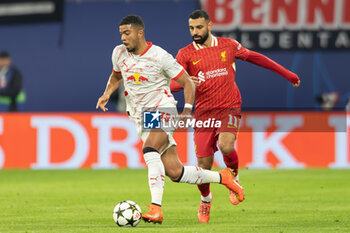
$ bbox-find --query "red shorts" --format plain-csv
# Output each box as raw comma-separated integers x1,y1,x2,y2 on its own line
194,111,241,158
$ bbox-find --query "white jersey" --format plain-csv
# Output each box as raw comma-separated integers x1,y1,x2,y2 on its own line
112,42,184,121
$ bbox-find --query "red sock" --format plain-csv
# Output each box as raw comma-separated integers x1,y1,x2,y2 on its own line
223,149,239,175
197,183,210,197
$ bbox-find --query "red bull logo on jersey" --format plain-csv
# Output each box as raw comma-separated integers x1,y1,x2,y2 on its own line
126,73,149,84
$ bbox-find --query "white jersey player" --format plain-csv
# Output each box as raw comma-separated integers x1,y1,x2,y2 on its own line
96,15,244,224
112,42,183,148
112,42,184,119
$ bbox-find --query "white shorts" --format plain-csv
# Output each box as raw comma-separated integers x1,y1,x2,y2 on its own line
129,107,178,155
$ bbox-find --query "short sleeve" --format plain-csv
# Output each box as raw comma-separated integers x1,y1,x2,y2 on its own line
231,39,250,61
175,49,188,71
161,52,185,81
111,46,121,73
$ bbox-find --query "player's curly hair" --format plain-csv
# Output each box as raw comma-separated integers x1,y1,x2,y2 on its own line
189,9,210,21
119,15,145,29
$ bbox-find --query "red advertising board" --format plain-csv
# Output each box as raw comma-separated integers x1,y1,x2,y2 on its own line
201,0,350,50
0,112,348,169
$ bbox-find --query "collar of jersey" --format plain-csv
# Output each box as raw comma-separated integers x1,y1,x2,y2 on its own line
192,36,217,50
129,42,152,57
139,42,152,56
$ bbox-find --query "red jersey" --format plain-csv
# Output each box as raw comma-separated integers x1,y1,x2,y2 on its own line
176,36,249,117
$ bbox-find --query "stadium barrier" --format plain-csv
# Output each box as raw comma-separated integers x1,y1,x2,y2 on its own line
0,112,349,169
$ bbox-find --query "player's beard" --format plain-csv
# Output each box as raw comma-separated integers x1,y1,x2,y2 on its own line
125,44,136,53
192,30,209,45
126,47,136,53
124,39,137,53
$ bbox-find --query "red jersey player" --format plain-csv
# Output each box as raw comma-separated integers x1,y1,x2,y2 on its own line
170,10,300,223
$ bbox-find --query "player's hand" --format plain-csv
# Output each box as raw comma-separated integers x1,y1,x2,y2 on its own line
293,80,301,88
190,76,200,86
96,94,110,112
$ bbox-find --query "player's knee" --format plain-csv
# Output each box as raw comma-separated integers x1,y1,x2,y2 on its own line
142,147,158,154
198,160,212,170
143,143,161,152
166,166,184,182
219,142,234,155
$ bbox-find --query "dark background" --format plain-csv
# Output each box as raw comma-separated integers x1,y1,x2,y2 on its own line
0,0,348,111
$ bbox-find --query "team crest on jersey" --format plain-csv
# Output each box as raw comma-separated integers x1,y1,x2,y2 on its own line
126,73,149,84
144,64,154,71
221,51,226,62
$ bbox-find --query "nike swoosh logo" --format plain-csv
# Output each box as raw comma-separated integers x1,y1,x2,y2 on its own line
193,59,201,65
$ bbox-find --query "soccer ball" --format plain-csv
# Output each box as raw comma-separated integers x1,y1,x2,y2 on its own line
113,200,142,227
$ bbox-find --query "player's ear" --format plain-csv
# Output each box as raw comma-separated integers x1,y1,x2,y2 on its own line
208,21,213,31
138,28,144,38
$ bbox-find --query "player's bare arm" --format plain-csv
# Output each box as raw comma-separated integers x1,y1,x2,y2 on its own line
170,76,199,93
96,72,122,111
175,71,195,116
190,76,200,86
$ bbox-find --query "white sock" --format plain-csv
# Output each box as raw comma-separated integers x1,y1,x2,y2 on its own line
201,192,213,203
144,151,165,206
179,166,220,184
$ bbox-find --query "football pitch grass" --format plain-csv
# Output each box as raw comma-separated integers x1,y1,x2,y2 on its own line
0,169,349,233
